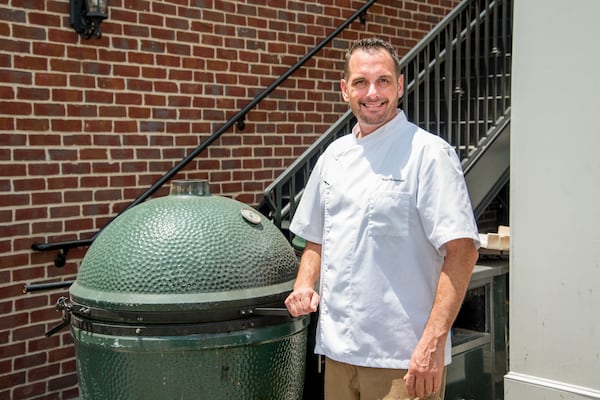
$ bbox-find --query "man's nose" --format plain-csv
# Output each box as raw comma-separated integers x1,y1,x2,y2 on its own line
367,82,378,97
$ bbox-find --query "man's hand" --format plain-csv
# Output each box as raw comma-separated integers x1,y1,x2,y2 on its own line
403,336,445,398
404,238,478,398
285,240,322,317
284,288,320,317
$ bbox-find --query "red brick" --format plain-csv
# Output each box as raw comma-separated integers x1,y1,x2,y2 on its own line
12,381,46,399
14,294,48,311
49,205,79,218
14,54,48,71
64,218,94,232
99,105,127,118
66,104,97,118
0,132,24,145
47,372,78,391
12,323,47,343
60,162,91,175
27,363,60,383
69,74,95,88
14,352,47,370
166,42,191,56
0,193,29,207
78,148,107,160
80,175,108,188
51,119,82,132
0,371,26,390
47,177,78,190
32,103,64,116
94,189,121,201
30,307,62,323
15,87,49,101
0,101,32,115
31,220,62,234
0,117,14,130
15,207,48,221
30,191,62,205
61,358,77,374
99,48,127,63
140,39,165,53
84,120,112,133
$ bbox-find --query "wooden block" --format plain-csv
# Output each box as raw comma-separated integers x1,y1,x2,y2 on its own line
498,225,510,236
500,235,510,250
487,233,501,249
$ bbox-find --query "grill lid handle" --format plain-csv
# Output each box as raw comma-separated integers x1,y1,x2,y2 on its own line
250,307,291,317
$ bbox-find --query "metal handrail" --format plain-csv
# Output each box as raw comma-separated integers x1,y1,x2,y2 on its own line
30,0,379,267
263,0,513,230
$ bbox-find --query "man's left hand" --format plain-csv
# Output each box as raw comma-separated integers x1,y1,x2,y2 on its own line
403,336,445,398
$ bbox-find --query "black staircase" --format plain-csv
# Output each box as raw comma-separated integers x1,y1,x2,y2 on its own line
263,0,513,231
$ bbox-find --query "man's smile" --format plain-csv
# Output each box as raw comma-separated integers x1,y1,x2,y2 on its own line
361,100,387,109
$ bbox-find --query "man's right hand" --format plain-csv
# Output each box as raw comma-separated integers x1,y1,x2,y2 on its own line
284,288,320,317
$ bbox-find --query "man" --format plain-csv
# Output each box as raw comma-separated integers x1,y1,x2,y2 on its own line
284,37,479,400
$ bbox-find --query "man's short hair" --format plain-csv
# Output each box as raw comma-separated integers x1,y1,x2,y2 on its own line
343,37,402,79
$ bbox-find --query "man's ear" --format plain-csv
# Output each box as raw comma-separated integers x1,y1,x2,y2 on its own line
340,79,349,102
397,74,404,98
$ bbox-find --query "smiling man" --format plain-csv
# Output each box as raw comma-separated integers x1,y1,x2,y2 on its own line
340,40,404,136
285,38,480,400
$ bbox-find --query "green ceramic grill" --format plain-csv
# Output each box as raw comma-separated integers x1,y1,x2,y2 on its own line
69,180,308,400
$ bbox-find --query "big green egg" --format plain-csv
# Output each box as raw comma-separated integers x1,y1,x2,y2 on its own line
69,180,308,400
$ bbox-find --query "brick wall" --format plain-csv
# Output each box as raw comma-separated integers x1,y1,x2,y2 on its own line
0,0,460,398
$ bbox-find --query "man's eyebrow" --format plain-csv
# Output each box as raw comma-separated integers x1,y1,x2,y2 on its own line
351,74,393,83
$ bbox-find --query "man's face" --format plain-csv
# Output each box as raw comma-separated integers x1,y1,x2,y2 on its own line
341,49,404,137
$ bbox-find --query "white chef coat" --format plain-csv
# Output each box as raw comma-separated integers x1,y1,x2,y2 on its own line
289,110,479,369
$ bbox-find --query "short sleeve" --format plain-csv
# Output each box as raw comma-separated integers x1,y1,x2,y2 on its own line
416,140,480,251
289,157,325,244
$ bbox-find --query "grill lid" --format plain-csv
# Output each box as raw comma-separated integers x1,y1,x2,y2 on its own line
69,180,298,324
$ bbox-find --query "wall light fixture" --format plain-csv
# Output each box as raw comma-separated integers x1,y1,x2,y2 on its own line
70,0,109,39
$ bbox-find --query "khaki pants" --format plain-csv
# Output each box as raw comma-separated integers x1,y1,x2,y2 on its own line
324,358,446,400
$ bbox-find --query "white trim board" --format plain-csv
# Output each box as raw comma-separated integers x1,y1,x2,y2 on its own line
505,372,600,399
